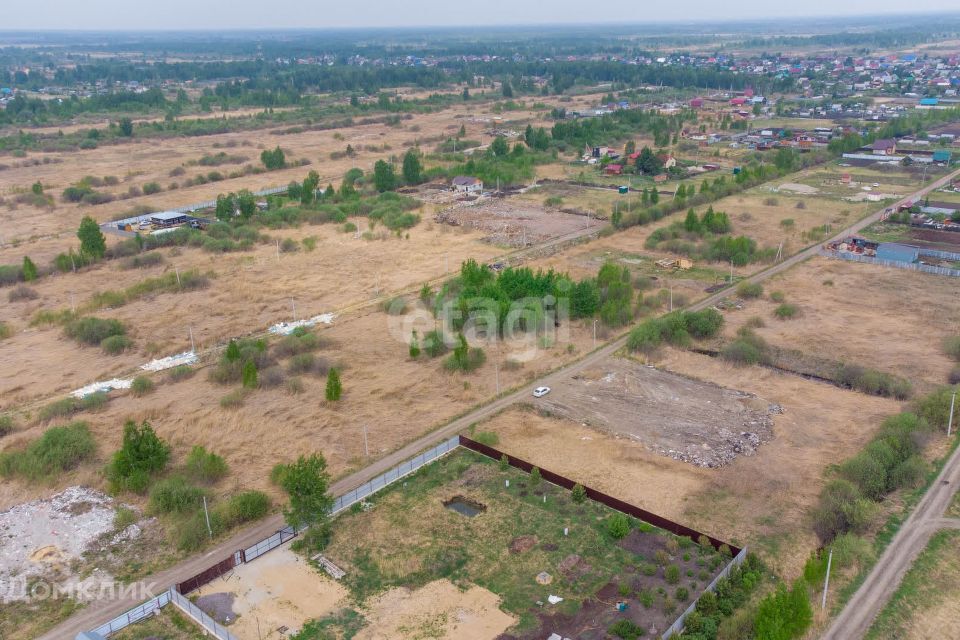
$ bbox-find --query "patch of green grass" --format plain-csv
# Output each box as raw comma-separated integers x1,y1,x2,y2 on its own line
865,529,960,639
291,609,366,640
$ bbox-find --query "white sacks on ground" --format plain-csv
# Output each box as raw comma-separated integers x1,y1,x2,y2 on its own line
268,313,335,336
71,378,133,398
140,351,199,372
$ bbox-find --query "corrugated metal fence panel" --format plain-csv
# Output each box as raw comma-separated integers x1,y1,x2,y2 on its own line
330,436,460,515
176,555,235,594
661,547,749,639
919,247,960,261
820,250,960,278
169,589,239,640
87,588,171,637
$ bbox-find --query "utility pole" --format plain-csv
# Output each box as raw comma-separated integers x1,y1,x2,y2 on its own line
593,318,597,349
821,548,833,611
276,238,280,261
363,424,369,457
189,326,195,353
948,390,956,437
175,265,181,287
291,299,297,322
729,260,734,283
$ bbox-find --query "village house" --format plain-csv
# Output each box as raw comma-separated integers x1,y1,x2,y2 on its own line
451,176,483,195
869,139,898,155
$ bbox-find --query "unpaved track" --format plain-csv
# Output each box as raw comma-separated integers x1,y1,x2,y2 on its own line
39,168,960,640
821,440,960,640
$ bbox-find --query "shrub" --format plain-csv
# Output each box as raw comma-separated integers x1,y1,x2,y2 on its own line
101,334,133,355
675,586,689,602
665,564,681,584
0,422,96,481
608,619,644,639
260,366,285,388
130,376,155,397
381,296,408,315
753,579,812,640
769,290,786,303
220,389,247,408
288,353,316,374
773,303,800,320
177,509,225,551
286,377,305,395
721,327,769,366
0,414,14,437
220,490,270,526
572,483,587,503
473,431,499,446
529,466,541,486
812,478,875,542
114,506,137,530
736,281,763,299
167,365,195,382
149,476,206,514
0,322,10,341
185,445,229,483
607,513,631,540
8,285,38,302
142,182,162,195
106,420,171,494
242,360,258,388
325,368,342,401
64,316,125,346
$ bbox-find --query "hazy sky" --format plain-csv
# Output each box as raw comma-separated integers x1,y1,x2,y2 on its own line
3,0,958,30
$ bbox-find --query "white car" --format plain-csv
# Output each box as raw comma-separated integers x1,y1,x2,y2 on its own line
532,386,551,398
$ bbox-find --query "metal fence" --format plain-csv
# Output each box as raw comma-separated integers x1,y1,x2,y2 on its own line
820,250,960,278
331,435,461,515
176,554,236,594
169,588,239,640
242,523,301,564
86,589,171,637
661,547,749,639
103,185,292,228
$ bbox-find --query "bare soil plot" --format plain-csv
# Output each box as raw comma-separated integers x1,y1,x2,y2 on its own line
531,356,775,467
192,547,348,638
435,198,603,247
480,349,901,576
717,255,960,387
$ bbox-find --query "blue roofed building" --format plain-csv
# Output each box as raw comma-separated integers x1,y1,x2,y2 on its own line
876,243,919,264
919,97,939,106
933,149,952,164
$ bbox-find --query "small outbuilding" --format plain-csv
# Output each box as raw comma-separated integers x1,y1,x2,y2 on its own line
150,211,189,228
451,176,483,195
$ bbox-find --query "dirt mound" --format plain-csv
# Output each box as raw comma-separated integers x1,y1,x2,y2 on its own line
509,535,538,554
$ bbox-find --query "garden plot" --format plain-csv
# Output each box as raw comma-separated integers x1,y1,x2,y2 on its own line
532,356,775,467
435,199,603,247
321,449,736,640
0,486,138,599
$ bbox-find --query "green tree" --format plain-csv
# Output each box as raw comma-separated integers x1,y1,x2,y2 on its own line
650,189,659,205
215,193,236,222
280,453,334,530
225,339,241,362
458,124,466,137
462,87,470,101
260,146,286,170
490,135,509,157
31,181,43,196
402,149,423,185
529,466,541,486
77,216,106,260
287,180,304,201
236,189,256,219
501,81,513,98
107,420,170,493
326,368,342,401
684,208,701,233
118,117,134,137
21,256,38,281
373,159,396,192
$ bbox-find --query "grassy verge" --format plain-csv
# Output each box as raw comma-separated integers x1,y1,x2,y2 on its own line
864,529,960,639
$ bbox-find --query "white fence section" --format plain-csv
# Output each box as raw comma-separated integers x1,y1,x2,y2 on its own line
820,249,960,278
661,547,749,639
85,589,172,638
169,588,239,640
331,435,461,515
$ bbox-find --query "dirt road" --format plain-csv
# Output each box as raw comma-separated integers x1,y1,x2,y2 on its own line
821,438,960,640
39,168,960,640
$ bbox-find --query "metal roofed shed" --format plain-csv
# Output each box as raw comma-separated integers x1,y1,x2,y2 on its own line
876,243,919,264
150,211,189,228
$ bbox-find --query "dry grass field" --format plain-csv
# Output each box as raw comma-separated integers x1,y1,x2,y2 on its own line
717,255,960,388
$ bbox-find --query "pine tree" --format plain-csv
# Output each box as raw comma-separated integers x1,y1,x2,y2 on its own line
409,330,421,359
77,216,106,260
242,361,258,389
225,339,241,362
21,256,38,281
